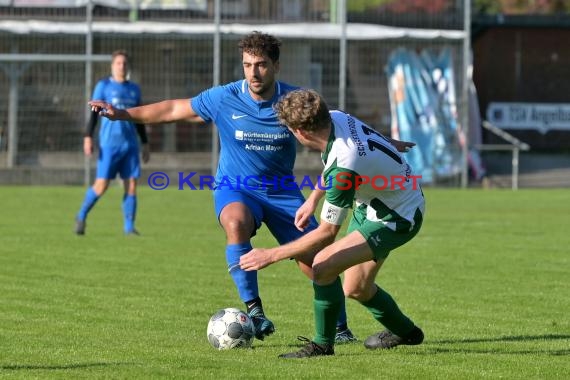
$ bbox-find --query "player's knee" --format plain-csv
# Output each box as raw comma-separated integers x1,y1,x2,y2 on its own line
344,283,374,302
296,260,314,281
92,180,109,195
311,261,336,286
124,178,137,194
343,287,366,301
221,218,253,240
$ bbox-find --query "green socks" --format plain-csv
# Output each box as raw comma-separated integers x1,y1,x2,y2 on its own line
312,277,344,346
361,286,414,337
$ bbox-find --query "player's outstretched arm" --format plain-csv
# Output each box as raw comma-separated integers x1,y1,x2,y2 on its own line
239,221,341,271
89,99,204,124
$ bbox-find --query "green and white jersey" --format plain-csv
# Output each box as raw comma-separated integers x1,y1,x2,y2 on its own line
320,110,425,231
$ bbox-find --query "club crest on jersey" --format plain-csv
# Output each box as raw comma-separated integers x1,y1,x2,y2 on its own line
325,206,338,223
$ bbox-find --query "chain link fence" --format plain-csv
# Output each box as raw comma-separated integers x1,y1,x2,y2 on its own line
0,0,469,185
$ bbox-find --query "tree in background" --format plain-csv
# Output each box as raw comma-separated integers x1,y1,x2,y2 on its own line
347,0,451,14
345,0,569,15
475,0,570,15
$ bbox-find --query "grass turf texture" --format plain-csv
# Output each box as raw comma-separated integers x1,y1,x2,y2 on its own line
0,186,568,379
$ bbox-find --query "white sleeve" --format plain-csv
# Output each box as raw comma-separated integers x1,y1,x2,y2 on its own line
320,199,349,226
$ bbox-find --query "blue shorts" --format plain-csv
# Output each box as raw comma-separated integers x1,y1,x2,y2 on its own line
214,188,318,244
96,144,140,180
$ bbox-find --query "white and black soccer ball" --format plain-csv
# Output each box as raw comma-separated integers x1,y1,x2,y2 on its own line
206,308,255,350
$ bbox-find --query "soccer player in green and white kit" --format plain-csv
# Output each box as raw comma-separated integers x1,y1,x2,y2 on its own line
240,89,425,358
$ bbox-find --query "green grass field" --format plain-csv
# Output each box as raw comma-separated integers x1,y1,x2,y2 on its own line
1,186,568,379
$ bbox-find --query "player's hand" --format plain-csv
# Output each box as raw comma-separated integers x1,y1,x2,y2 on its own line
295,198,318,232
83,136,93,156
239,248,274,271
141,144,150,163
88,101,120,120
390,138,415,153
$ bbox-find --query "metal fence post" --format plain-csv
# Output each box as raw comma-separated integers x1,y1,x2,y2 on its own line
84,0,93,187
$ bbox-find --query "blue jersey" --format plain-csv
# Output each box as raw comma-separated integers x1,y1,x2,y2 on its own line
92,77,141,147
191,80,298,187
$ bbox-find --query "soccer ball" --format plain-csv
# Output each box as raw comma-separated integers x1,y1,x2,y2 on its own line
206,308,255,350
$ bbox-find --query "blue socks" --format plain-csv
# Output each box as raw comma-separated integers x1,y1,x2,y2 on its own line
77,188,138,234
337,298,349,329
77,187,99,221
122,194,137,233
225,241,352,332
226,242,258,302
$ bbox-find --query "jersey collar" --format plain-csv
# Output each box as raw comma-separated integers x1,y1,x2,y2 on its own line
109,76,128,84
241,79,281,105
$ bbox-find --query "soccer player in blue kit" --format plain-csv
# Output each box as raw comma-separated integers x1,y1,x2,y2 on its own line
89,32,410,342
76,49,150,236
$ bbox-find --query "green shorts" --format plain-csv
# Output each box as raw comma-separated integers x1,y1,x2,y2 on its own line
347,204,423,261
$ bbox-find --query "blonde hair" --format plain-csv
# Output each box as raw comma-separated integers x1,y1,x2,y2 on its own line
274,89,331,132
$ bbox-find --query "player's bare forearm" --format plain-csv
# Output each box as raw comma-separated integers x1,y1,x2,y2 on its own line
308,183,326,203
239,222,340,271
89,99,203,124
125,99,199,124
279,222,339,259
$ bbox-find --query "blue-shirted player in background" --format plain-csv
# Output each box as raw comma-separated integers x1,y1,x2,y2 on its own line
76,49,150,236
89,32,414,342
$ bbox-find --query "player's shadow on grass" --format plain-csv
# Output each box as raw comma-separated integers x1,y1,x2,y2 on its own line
1,362,131,371
426,334,570,356
433,333,570,344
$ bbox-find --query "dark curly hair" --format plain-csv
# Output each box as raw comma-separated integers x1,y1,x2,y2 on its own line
238,31,281,63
